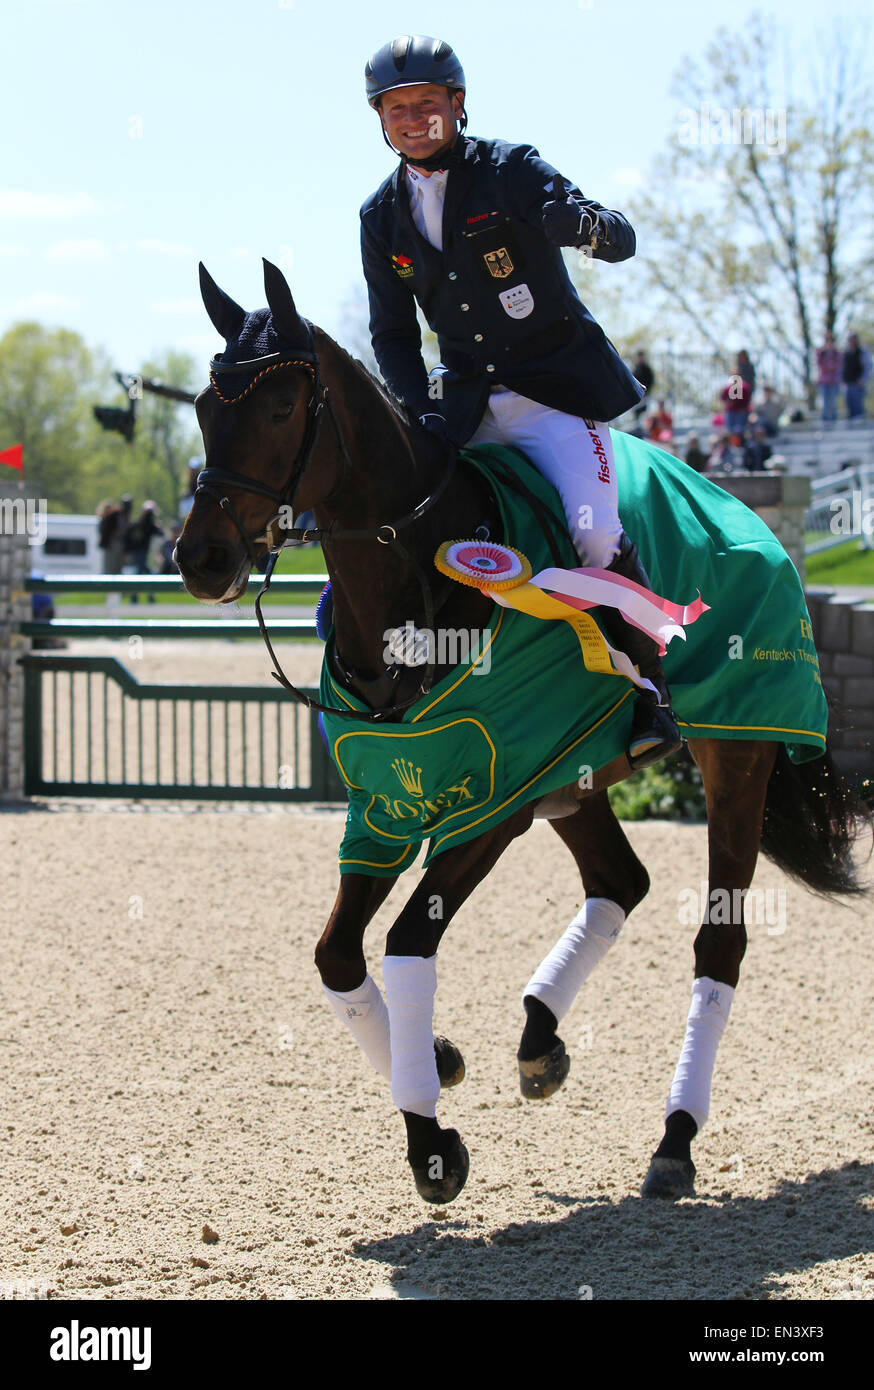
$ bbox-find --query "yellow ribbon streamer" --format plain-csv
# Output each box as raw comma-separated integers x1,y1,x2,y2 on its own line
494,582,620,677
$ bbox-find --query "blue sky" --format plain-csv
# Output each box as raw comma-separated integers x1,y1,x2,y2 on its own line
2,0,866,380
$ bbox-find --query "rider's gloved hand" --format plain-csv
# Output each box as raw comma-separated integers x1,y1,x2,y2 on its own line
418,413,454,446
542,173,598,248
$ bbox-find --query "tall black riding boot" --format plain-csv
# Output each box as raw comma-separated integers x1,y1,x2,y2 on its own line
598,534,683,771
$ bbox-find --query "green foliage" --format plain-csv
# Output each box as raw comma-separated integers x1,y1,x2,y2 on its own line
805,541,874,587
608,748,707,822
0,324,202,521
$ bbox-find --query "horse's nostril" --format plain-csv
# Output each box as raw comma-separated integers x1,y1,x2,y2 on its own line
176,536,239,583
202,543,239,575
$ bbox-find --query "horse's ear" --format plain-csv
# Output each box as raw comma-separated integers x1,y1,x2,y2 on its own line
263,258,306,343
199,262,246,342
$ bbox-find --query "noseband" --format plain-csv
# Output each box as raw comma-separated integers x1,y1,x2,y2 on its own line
195,325,458,722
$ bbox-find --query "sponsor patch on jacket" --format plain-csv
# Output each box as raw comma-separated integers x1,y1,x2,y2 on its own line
466,210,501,225
484,247,514,279
392,254,414,279
498,283,534,319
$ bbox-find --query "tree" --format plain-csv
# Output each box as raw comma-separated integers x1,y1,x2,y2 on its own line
0,323,121,510
630,11,874,406
0,325,203,518
129,350,203,518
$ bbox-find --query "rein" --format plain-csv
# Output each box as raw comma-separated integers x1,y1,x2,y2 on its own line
196,329,460,723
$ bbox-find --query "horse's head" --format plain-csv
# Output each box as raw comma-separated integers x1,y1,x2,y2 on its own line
175,259,339,602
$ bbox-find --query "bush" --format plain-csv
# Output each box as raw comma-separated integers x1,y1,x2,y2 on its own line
608,747,706,822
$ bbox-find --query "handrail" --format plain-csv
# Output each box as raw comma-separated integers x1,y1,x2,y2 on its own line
25,574,326,593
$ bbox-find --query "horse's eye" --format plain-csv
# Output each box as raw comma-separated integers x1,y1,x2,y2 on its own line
273,403,294,422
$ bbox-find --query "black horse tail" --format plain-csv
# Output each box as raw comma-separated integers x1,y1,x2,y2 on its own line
760,743,873,898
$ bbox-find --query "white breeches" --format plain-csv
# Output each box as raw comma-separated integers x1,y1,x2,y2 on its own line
468,387,623,568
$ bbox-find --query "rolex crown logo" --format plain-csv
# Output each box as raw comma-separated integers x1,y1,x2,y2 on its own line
392,758,424,797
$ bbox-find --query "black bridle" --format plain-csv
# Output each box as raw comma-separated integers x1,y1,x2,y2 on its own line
195,326,458,722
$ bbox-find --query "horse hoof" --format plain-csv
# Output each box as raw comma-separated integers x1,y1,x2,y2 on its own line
518,1039,570,1099
640,1155,696,1199
409,1130,470,1205
434,1035,465,1089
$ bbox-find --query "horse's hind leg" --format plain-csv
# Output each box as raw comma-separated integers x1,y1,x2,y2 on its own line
642,738,777,1199
382,806,535,1204
518,791,651,1097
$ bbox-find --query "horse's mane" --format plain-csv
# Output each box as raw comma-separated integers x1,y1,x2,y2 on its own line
326,332,448,470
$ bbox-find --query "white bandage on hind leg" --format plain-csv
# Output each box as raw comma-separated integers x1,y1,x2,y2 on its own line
522,897,626,1024
382,954,441,1118
322,974,391,1081
665,976,735,1131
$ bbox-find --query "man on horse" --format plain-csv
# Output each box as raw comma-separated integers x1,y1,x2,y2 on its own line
360,33,682,770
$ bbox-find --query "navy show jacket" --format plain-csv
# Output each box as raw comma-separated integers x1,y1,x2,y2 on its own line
360,134,645,444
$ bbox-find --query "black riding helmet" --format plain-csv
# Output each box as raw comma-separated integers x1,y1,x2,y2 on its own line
365,35,467,166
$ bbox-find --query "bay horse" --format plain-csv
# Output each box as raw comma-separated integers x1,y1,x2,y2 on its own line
175,259,868,1206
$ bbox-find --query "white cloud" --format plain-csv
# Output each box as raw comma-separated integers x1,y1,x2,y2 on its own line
12,292,76,312
150,299,203,314
137,238,194,256
45,239,106,262
0,191,98,217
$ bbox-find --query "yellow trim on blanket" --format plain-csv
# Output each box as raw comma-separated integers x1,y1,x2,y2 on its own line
411,610,505,720
428,687,636,855
677,719,826,741
338,842,417,871
331,717,499,842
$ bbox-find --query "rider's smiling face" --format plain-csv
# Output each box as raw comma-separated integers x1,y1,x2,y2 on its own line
378,83,463,164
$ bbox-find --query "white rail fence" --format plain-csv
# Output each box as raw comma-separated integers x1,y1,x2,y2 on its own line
804,464,874,556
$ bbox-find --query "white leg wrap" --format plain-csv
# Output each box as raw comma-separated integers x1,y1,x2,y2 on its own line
322,974,391,1081
665,976,735,1131
382,954,440,1118
522,897,625,1024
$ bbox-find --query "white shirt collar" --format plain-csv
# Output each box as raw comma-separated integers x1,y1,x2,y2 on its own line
406,164,449,189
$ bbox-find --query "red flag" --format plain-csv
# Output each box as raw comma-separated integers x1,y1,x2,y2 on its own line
0,444,24,472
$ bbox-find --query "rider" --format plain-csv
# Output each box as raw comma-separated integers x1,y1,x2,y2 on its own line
360,34,682,769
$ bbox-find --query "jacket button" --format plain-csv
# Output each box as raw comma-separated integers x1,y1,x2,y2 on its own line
474,333,483,342
486,364,495,373
448,272,457,280
460,303,470,311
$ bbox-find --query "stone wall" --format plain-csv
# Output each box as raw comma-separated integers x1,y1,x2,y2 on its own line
804,588,874,782
707,471,810,585
0,479,36,799
706,473,872,782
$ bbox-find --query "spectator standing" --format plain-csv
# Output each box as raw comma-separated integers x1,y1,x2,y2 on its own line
843,333,870,420
125,501,164,604
816,331,842,423
160,524,181,575
631,349,654,432
97,494,131,575
719,374,753,440
736,349,756,392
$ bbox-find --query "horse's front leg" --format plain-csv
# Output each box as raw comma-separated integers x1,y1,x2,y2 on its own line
315,873,467,1090
642,738,778,1199
314,873,398,1080
383,807,535,1204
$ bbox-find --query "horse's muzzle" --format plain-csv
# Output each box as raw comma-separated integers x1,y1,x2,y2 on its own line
173,537,250,603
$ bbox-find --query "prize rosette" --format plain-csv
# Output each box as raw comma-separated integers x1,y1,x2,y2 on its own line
435,539,532,591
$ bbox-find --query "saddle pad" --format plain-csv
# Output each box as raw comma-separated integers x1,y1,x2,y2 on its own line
319,436,827,876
